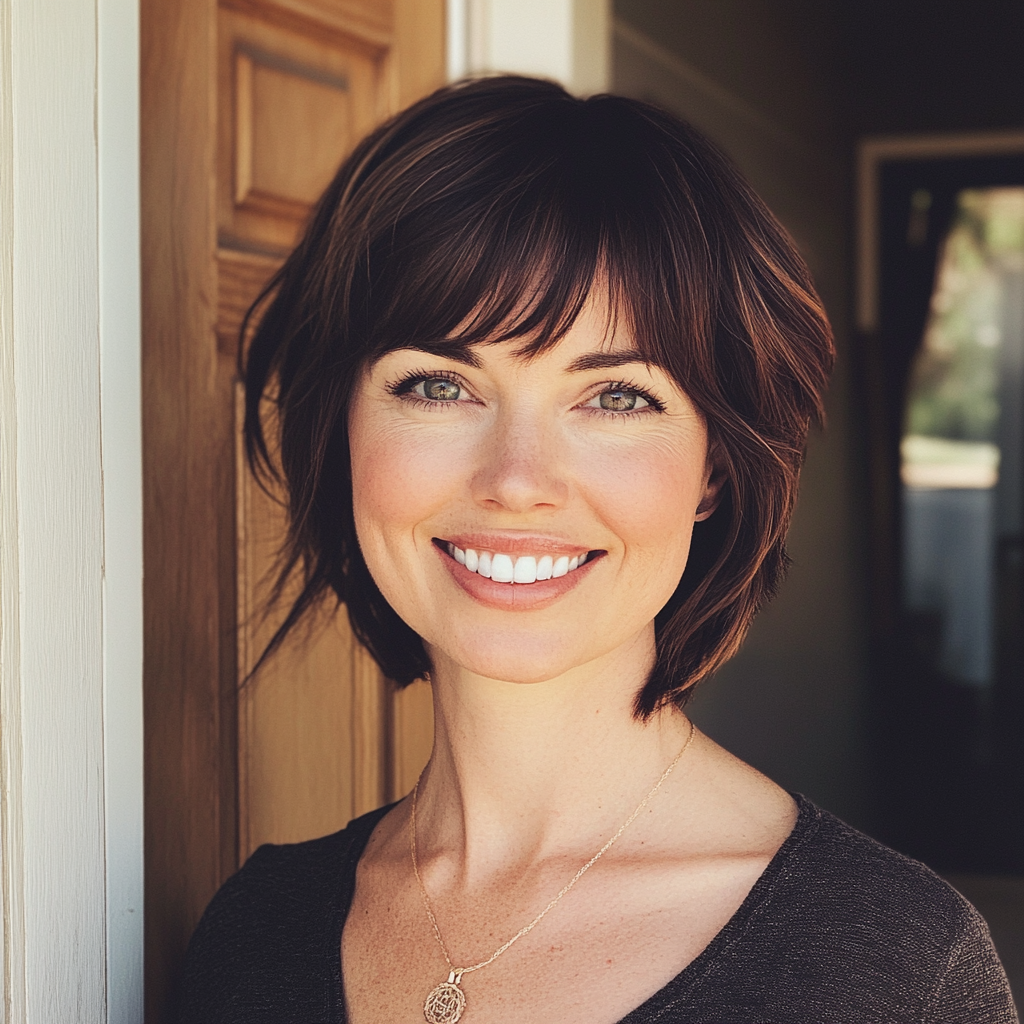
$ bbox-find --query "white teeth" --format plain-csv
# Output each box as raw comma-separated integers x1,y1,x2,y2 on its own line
513,556,537,583
446,544,592,583
490,553,514,583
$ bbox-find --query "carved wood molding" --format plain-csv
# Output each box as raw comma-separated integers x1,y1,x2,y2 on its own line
217,248,283,356
220,0,393,51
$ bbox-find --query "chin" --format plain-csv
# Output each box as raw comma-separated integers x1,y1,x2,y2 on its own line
432,627,591,686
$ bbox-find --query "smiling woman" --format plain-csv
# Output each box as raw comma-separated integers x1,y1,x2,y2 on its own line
177,77,1018,1024
348,300,719,676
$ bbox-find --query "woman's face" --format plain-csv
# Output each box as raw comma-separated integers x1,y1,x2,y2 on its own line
348,291,720,685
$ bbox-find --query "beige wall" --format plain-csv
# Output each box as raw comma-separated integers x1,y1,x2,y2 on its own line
613,6,871,826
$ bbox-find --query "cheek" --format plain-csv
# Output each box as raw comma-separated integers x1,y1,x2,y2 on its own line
348,401,470,548
574,433,705,566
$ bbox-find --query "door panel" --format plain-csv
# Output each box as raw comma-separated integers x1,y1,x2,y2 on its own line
142,0,441,1018
234,384,388,857
218,0,393,861
217,3,388,252
216,247,281,354
393,679,435,797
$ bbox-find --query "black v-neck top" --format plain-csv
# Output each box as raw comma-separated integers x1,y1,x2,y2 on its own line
177,795,1018,1023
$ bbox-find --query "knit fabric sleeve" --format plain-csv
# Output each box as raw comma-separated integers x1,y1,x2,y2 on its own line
926,903,1018,1024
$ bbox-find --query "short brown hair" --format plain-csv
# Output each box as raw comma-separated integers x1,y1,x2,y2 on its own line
243,75,834,716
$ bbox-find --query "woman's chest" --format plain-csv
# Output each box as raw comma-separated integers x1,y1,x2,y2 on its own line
340,857,766,1024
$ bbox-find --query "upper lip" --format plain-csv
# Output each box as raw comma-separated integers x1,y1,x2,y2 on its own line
435,533,601,557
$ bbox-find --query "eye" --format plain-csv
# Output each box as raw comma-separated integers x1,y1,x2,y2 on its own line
416,377,462,402
385,369,477,408
600,388,644,411
587,386,654,413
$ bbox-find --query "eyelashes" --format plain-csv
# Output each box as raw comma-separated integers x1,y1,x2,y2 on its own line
598,380,666,414
384,369,666,415
386,368,466,396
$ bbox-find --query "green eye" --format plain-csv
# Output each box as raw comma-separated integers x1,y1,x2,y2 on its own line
421,378,461,401
599,389,640,411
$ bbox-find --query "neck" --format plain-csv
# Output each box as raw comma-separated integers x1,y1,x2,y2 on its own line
415,627,692,878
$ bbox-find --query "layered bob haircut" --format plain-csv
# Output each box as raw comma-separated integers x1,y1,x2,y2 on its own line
243,75,834,716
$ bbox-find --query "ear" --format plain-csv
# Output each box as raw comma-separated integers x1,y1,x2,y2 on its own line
694,450,727,523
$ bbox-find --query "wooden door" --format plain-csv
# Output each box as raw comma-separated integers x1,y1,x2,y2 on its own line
142,1,440,1019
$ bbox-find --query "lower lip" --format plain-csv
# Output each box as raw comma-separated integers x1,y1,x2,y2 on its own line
435,543,603,611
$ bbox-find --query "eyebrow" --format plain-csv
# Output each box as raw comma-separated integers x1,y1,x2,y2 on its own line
397,346,649,374
565,351,652,372
403,344,483,368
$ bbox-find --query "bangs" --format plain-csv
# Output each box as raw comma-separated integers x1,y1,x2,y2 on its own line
370,228,608,363
326,86,716,374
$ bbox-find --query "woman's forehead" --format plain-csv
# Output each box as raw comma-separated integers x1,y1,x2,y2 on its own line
474,285,642,362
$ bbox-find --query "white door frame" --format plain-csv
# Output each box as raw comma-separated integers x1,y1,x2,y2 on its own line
445,0,609,94
856,130,1024,333
0,0,143,1020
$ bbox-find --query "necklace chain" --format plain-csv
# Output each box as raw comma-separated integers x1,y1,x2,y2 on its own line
410,721,696,980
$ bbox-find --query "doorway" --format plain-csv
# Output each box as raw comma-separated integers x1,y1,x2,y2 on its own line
863,148,1024,873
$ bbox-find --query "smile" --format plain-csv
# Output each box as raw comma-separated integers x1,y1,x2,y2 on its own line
441,542,594,584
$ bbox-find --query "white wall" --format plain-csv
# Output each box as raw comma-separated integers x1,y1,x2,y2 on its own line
0,0,143,1020
448,0,610,94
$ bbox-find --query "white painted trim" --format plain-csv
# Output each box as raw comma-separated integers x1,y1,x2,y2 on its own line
99,0,144,1018
856,130,1024,332
0,0,143,1019
0,1,27,1017
448,0,609,93
446,0,468,81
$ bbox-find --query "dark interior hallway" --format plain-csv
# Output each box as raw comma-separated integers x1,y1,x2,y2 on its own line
612,0,1024,1001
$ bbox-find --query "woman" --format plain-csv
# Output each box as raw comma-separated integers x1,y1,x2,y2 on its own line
178,77,1017,1023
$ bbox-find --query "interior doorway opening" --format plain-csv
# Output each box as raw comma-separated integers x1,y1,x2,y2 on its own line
901,187,1024,692
862,144,1024,875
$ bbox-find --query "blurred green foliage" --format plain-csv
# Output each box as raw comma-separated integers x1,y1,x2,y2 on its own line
905,188,1024,443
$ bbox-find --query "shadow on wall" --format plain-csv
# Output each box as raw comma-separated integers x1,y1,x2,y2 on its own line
612,4,870,829
613,0,1024,837
611,0,1024,997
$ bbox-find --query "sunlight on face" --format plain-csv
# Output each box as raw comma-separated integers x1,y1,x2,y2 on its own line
347,291,719,685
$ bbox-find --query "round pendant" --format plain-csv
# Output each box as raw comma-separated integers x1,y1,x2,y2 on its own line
423,979,466,1024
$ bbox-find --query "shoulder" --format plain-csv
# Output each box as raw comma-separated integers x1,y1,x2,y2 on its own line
782,800,983,949
192,811,380,938
175,805,393,1024
219,814,375,904
713,797,1017,1022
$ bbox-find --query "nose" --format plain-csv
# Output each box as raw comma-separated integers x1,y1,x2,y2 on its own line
470,409,570,513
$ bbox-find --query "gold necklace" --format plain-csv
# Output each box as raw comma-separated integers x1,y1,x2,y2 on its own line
410,721,696,1024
